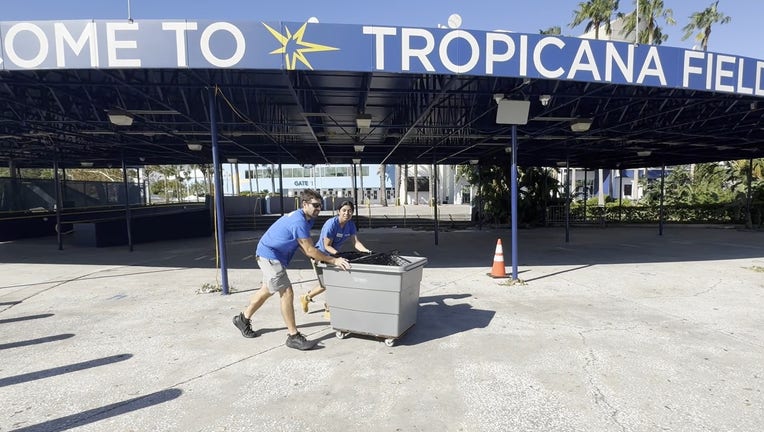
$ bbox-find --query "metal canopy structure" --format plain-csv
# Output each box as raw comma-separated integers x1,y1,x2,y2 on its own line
0,20,763,170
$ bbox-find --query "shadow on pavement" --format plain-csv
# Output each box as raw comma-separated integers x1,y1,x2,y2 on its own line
0,313,54,324
0,301,22,306
398,294,495,346
0,333,74,351
0,353,133,388
11,388,183,432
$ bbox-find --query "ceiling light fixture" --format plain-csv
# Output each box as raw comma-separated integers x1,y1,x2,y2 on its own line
354,145,365,153
539,94,551,106
187,143,203,151
80,161,94,167
227,158,238,163
637,150,652,157
356,113,372,129
570,118,592,132
107,109,134,126
556,161,568,167
469,159,479,165
352,158,361,164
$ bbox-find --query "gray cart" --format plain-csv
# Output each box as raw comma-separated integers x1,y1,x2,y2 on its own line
319,255,427,346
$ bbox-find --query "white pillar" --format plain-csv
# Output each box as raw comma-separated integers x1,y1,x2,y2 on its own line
597,168,604,205
632,169,639,200
400,164,408,205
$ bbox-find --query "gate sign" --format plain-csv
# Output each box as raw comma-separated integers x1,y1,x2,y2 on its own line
1,19,763,97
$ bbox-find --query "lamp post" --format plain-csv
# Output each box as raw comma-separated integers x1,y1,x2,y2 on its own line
493,96,530,281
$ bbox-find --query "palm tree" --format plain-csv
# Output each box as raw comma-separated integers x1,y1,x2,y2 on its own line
269,164,276,194
254,164,260,193
570,0,620,39
681,1,731,51
620,0,676,45
540,26,562,35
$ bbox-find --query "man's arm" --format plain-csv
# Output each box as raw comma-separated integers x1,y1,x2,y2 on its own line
297,238,350,270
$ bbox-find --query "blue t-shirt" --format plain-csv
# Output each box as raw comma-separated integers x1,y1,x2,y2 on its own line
316,216,357,254
256,209,314,266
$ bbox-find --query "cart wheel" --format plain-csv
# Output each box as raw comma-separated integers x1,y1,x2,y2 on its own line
384,338,396,347
335,330,348,339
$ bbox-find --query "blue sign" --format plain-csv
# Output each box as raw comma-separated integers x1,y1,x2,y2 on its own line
1,19,763,97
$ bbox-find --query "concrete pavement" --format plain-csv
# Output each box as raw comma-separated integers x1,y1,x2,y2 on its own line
1,225,763,431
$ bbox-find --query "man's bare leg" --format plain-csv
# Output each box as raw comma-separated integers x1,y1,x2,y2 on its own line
244,283,272,318
279,286,298,335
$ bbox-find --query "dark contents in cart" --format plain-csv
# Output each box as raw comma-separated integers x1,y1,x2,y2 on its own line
334,251,412,266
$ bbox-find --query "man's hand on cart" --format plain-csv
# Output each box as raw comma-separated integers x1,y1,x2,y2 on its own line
332,256,351,271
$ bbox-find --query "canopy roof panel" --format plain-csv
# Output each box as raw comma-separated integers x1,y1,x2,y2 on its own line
0,20,763,169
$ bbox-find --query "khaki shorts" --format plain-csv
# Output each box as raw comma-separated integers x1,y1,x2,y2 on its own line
256,256,291,294
310,258,325,288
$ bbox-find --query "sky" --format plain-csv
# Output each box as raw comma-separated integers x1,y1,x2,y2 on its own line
2,0,762,59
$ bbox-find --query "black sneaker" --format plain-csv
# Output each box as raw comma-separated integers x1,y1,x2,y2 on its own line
285,332,317,350
232,313,258,338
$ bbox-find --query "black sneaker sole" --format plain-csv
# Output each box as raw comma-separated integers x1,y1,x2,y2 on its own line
286,339,318,350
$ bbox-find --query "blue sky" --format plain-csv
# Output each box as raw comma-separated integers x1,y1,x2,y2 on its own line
3,0,761,58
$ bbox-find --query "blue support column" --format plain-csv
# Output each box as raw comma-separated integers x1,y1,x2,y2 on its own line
121,156,133,252
659,165,665,236
510,125,519,280
746,158,754,229
477,167,482,230
209,87,229,295
565,159,571,243
53,157,63,251
583,169,588,222
279,163,284,215
433,160,439,246
352,163,359,226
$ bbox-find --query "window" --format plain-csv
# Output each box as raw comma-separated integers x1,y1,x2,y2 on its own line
405,177,430,191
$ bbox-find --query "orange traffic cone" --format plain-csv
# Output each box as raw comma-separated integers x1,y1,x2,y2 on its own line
488,238,510,278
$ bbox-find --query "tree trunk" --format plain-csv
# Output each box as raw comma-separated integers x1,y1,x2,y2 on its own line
379,164,387,206
413,164,418,204
270,164,276,193
254,165,259,192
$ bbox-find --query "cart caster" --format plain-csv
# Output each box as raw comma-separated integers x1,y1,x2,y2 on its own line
384,338,396,347
335,330,348,339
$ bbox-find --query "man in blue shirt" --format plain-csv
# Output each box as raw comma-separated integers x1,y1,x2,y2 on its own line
233,189,351,350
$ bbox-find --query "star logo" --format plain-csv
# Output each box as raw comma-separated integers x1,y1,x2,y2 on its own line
263,22,339,70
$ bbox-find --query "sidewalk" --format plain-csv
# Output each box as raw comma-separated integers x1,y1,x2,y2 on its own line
1,226,763,431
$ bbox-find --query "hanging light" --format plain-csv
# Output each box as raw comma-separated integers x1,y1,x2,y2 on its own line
107,109,134,126
570,118,592,132
355,113,372,128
